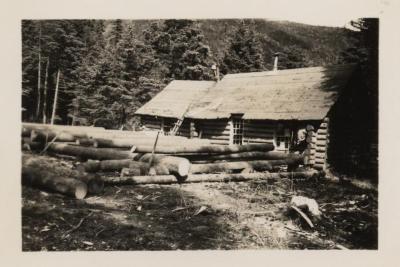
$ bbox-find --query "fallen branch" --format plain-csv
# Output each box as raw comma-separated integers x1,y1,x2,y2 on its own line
62,212,93,238
291,205,314,228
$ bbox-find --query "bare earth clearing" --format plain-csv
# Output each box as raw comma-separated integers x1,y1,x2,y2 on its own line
22,154,377,250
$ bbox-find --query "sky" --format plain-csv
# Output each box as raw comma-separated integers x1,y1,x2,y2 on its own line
11,0,382,28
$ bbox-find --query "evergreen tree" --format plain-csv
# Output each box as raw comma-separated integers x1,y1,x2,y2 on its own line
22,20,40,119
278,45,307,69
72,21,164,128
22,20,87,123
144,19,213,80
221,21,265,74
108,19,124,48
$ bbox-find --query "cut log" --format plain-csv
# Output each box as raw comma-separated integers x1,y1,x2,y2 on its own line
190,161,272,174
184,151,303,162
47,143,139,160
76,138,97,147
76,159,134,173
22,127,31,137
23,123,105,139
22,122,105,131
132,143,274,154
23,154,103,194
139,154,191,178
31,129,78,142
102,170,322,185
22,157,88,199
120,164,170,177
120,167,142,177
190,158,302,174
85,131,155,140
75,173,104,195
91,137,209,148
22,138,43,151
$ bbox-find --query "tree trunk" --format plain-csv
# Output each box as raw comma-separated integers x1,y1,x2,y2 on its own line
139,154,191,178
119,162,171,177
85,131,160,140
76,138,98,147
31,129,77,142
29,127,106,143
185,151,304,163
102,170,322,185
22,154,103,195
87,135,210,148
22,126,31,137
77,159,137,173
47,143,139,160
74,173,104,195
21,138,43,151
42,58,49,123
22,158,88,199
131,143,274,154
50,70,60,125
36,24,41,121
22,122,105,132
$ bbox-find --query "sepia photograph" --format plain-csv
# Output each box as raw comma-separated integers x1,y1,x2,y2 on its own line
19,17,379,251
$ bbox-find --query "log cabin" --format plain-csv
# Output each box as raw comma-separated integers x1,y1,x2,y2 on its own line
135,64,356,170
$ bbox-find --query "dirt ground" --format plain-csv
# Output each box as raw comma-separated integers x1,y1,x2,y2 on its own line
22,155,378,251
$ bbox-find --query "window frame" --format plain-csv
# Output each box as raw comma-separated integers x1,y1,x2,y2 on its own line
230,117,244,145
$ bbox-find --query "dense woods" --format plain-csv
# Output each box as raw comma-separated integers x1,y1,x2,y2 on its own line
329,18,379,179
22,19,356,129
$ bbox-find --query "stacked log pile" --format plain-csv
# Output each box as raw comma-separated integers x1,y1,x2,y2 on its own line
21,123,323,198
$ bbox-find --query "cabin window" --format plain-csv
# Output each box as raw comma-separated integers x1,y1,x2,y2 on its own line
275,123,291,152
232,119,244,145
161,119,172,133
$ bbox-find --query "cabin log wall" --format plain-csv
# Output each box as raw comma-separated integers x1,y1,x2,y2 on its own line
243,120,275,146
141,115,162,131
141,116,331,171
312,117,329,170
196,119,231,145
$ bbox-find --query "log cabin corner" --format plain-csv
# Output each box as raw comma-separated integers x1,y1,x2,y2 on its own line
135,64,356,171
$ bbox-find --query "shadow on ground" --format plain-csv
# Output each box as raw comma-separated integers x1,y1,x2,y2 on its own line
22,172,378,250
22,184,237,251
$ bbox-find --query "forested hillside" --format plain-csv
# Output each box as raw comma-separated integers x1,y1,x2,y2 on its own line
21,19,354,128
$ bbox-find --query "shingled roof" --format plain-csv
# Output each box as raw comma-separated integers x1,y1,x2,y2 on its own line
185,64,356,120
135,80,216,119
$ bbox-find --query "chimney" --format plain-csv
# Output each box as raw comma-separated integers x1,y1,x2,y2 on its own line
273,52,279,71
211,64,220,82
